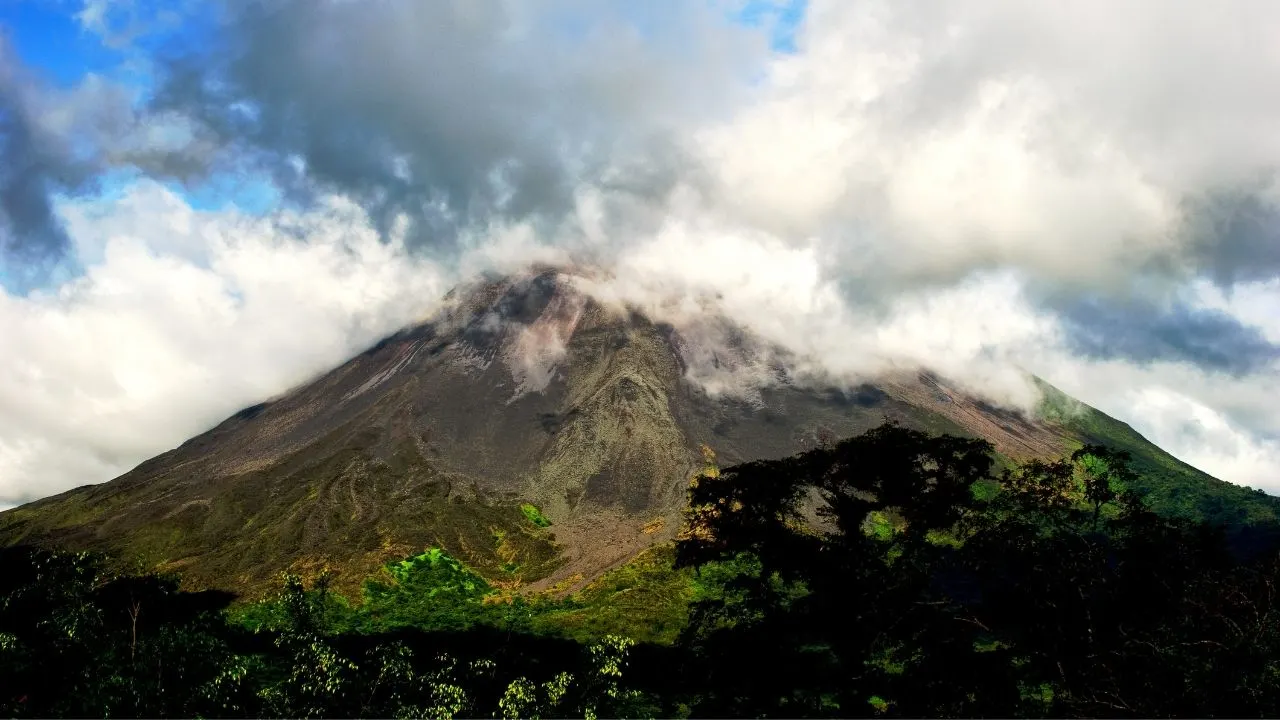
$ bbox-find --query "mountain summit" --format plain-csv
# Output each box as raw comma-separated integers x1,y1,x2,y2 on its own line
2,267,1272,596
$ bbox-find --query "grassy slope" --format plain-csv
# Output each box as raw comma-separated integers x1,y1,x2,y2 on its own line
530,544,695,645
1035,378,1280,526
235,538,698,647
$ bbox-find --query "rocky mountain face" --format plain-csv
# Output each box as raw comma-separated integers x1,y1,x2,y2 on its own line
0,267,1253,597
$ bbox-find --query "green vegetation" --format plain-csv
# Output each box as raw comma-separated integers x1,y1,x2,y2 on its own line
1036,377,1280,528
671,423,1280,716
234,543,699,646
520,503,552,528
0,547,650,719
530,545,696,645
6,422,1280,717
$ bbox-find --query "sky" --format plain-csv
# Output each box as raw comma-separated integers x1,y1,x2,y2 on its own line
2,0,1280,508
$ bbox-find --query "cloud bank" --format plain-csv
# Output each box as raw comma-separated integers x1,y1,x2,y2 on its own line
2,0,1280,504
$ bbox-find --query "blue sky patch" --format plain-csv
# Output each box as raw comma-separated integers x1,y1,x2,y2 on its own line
735,0,807,53
0,0,125,86
180,172,281,216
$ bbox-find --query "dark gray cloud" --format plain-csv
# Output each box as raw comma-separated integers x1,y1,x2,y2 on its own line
0,37,96,274
150,0,763,251
0,33,218,285
1055,294,1280,375
1182,189,1280,287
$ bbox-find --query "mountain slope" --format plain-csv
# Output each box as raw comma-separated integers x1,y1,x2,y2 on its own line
1036,378,1280,527
3,267,1275,597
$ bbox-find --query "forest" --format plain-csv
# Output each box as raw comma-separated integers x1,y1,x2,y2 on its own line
3,423,1280,718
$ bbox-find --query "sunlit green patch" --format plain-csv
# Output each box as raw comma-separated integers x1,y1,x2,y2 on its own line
925,528,965,548
970,477,1001,502
864,510,898,540
1019,681,1055,711
533,544,696,645
973,637,1007,653
521,503,552,528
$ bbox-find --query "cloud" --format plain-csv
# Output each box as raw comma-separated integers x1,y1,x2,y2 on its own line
68,0,1280,296
692,0,1280,296
1182,188,1280,287
0,181,449,505
0,32,218,287
0,35,100,276
1032,354,1280,490
1125,388,1280,491
577,211,1054,409
150,0,769,250
4,0,1280,500
1053,295,1280,375
76,0,190,50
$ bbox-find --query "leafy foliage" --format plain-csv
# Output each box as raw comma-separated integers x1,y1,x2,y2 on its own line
521,504,552,528
1037,377,1280,529
670,422,1280,717
0,547,241,717
5,421,1280,717
534,544,715,645
358,549,495,632
0,549,646,718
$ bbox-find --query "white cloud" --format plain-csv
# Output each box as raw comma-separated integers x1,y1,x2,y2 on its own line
1193,278,1280,346
696,0,1280,293
1126,387,1280,491
0,182,450,504
681,0,1280,488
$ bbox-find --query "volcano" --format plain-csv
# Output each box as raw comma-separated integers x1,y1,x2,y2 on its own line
1,267,1273,597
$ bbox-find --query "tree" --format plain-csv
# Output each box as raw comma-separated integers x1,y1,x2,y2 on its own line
1071,445,1135,530
673,422,1280,717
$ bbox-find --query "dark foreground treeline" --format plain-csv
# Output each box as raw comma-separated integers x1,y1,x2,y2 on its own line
4,423,1280,718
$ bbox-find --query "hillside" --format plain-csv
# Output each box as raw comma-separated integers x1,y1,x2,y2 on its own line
1035,379,1280,529
2,266,1275,597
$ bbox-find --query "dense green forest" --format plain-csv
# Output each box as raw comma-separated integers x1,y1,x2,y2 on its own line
4,423,1280,718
